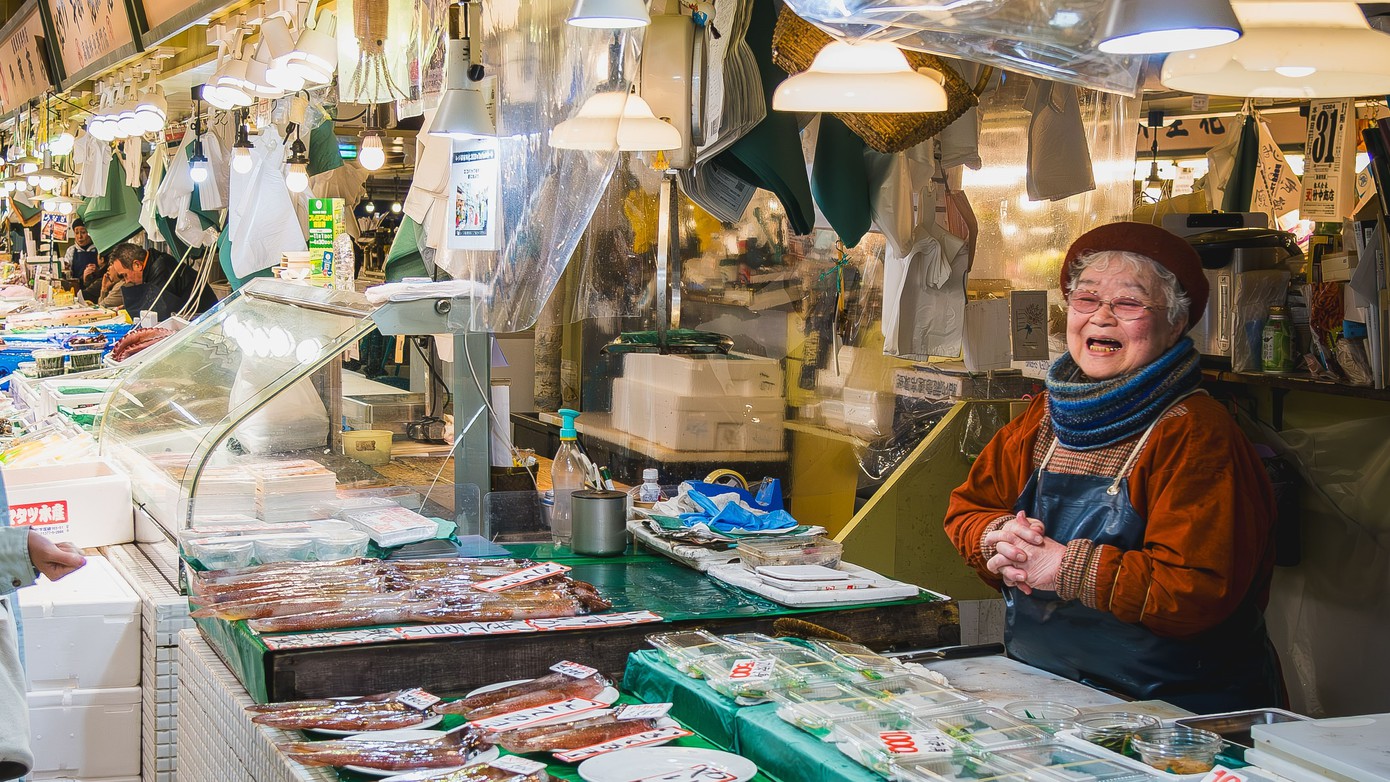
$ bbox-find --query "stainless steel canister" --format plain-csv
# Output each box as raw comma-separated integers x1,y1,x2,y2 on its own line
570,489,629,556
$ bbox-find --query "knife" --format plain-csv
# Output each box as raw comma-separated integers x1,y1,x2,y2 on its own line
886,643,1005,664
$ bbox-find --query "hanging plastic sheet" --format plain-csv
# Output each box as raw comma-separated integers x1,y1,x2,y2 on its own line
780,0,1142,96
422,0,630,332
228,127,307,278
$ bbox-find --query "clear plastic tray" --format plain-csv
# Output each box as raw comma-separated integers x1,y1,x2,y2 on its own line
735,535,843,569
853,675,981,717
992,741,1154,782
919,707,1051,752
691,652,797,700
720,632,791,651
646,629,735,676
810,639,905,681
833,711,951,775
770,682,898,739
893,754,1038,782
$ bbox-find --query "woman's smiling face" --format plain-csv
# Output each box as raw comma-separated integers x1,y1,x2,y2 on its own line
1066,256,1185,380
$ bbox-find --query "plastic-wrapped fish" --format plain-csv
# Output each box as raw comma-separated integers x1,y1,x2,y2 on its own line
493,715,662,754
276,727,487,771
248,691,432,731
436,672,609,718
393,760,550,781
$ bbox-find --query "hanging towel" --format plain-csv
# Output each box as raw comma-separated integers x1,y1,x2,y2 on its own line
1024,79,1095,201
811,114,873,248
73,133,112,198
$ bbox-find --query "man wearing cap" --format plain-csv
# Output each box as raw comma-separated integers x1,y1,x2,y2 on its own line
944,222,1284,712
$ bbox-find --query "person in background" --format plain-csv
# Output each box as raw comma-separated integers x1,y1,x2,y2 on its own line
80,255,124,309
2,523,87,780
943,222,1284,713
108,244,217,322
62,218,98,283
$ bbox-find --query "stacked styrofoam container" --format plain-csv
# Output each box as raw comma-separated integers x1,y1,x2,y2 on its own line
18,555,142,781
103,543,195,782
612,353,786,452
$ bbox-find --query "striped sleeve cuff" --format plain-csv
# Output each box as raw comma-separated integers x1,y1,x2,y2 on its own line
1055,538,1096,603
977,515,1013,564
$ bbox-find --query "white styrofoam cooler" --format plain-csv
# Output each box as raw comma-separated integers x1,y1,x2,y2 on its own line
19,555,141,690
27,685,142,779
623,353,783,397
4,458,134,547
612,378,785,452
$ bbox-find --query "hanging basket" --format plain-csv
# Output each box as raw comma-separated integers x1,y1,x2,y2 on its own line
771,7,979,153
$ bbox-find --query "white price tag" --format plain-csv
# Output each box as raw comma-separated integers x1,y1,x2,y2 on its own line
1200,767,1251,782
395,688,442,711
635,763,740,782
878,729,955,757
469,697,608,731
553,725,693,762
489,755,549,775
726,658,774,682
473,562,572,593
550,660,599,679
615,703,673,720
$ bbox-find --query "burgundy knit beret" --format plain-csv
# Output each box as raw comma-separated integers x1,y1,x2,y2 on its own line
1061,221,1209,330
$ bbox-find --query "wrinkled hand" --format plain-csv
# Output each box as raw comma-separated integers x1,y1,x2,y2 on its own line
28,532,86,582
988,532,1065,596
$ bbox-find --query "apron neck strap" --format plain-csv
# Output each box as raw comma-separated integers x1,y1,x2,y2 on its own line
1105,390,1207,495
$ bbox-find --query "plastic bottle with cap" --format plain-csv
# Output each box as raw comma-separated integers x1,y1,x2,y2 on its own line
638,468,662,503
549,408,586,547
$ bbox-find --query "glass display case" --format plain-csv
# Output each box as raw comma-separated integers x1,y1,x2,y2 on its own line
99,278,490,538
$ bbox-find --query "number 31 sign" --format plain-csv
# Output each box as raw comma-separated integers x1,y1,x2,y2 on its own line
1301,98,1357,221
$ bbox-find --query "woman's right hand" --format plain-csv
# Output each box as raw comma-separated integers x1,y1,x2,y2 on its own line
984,511,1045,590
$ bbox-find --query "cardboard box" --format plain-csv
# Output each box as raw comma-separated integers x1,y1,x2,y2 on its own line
19,555,141,690
27,685,141,778
5,459,134,547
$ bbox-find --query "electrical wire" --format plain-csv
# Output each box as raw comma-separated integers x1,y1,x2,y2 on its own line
412,338,451,416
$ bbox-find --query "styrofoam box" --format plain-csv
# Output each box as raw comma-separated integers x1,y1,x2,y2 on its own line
612,378,784,452
5,459,134,547
19,555,140,690
842,387,894,440
27,685,141,779
623,353,783,397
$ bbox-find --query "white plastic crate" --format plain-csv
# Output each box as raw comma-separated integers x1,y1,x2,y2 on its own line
18,555,141,690
623,353,783,397
612,377,785,452
5,459,134,547
27,685,142,778
35,377,116,419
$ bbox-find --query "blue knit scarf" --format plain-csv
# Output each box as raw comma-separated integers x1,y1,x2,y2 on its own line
1045,337,1202,450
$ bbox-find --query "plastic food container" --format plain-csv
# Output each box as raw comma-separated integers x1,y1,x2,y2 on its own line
315,530,371,561
735,536,843,569
1130,726,1223,774
770,682,897,739
894,757,1035,782
810,639,903,681
834,713,958,776
1004,700,1082,735
1073,712,1160,757
993,741,1152,782
32,349,65,378
692,652,795,700
646,630,734,675
255,536,317,563
67,350,103,372
920,707,1050,751
720,632,788,651
853,675,980,717
341,429,393,466
184,539,256,570
1172,708,1307,750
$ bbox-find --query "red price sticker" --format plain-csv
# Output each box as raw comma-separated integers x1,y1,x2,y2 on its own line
1201,767,1252,782
550,660,599,679
395,688,441,711
727,658,774,682
878,729,954,756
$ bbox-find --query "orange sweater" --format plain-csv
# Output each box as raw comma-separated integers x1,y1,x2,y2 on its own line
944,393,1276,639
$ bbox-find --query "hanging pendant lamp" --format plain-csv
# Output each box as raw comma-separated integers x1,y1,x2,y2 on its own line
772,41,946,113
1098,0,1242,54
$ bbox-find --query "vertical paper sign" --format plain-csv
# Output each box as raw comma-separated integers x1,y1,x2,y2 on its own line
1301,98,1357,222
448,138,501,251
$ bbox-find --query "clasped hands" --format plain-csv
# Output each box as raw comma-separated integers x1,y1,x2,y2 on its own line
984,511,1064,595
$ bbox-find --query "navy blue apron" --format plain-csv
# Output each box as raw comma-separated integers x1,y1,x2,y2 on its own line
69,247,98,284
1005,395,1283,713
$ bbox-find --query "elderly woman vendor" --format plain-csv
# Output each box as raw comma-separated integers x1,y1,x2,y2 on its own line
944,222,1284,712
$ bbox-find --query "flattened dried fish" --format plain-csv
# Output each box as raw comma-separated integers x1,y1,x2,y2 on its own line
436,672,609,718
494,716,661,754
277,727,488,771
248,691,431,731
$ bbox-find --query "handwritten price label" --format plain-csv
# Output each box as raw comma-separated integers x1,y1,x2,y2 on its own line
469,697,608,731
1200,767,1252,782
615,702,673,720
550,660,599,679
553,725,693,762
473,562,573,592
395,688,441,711
878,729,954,756
489,755,548,775
635,763,740,782
726,658,774,682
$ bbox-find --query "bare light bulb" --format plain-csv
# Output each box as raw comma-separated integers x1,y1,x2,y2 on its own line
364,201,375,213
390,201,401,214
232,147,254,174
286,162,309,193
57,201,74,215
358,134,385,171
190,161,210,184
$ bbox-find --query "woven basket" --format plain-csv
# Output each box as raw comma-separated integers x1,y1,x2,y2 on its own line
772,7,979,153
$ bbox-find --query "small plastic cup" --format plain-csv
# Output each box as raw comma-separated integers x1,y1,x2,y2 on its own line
255,536,317,563
67,349,103,372
315,530,371,561
1004,700,1082,734
32,349,65,378
186,539,256,570
1074,711,1160,756
1131,726,1223,774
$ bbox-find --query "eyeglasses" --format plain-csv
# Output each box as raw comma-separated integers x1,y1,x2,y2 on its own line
1067,292,1155,321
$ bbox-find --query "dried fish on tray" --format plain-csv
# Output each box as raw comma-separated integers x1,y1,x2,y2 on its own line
248,690,436,732
380,760,551,782
192,558,541,602
277,726,488,771
489,713,665,754
436,671,611,720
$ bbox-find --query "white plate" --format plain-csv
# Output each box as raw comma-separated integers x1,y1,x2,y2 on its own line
753,565,850,582
578,747,757,782
308,713,443,737
339,729,498,777
461,678,619,727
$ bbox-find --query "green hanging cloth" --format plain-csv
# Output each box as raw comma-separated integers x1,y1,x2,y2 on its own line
217,225,274,290
79,159,143,252
12,199,40,222
811,114,873,248
1221,113,1259,213
384,216,429,281
308,119,346,176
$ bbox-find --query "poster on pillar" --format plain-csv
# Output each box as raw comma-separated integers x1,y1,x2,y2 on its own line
1300,99,1357,222
448,138,501,252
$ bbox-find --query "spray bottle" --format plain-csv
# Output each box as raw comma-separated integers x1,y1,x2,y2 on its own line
549,408,586,547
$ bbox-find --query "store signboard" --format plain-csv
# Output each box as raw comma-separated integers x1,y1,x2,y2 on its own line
42,0,140,88
1300,98,1357,222
128,0,223,48
0,2,53,114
